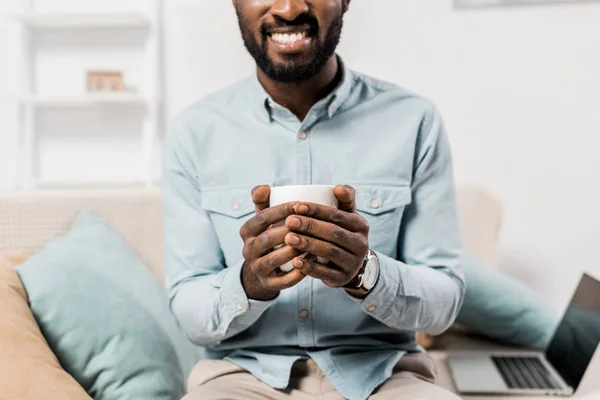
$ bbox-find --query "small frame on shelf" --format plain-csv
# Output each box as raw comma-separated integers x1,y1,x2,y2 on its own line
86,70,126,93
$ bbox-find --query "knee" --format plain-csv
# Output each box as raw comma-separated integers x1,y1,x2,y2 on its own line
182,386,229,400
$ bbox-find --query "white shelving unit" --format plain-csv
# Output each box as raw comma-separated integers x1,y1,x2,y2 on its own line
15,0,163,189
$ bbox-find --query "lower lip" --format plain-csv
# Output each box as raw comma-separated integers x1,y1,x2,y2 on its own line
268,35,313,54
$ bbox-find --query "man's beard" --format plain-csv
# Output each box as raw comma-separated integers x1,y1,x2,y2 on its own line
237,13,343,84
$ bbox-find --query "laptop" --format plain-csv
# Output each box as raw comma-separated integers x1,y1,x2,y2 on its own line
449,273,600,396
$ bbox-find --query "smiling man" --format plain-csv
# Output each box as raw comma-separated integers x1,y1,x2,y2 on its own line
163,1,465,400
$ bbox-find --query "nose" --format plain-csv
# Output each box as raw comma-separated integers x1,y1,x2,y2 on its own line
271,0,309,21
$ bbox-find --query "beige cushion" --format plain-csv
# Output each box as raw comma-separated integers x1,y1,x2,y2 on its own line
456,186,503,268
0,254,92,400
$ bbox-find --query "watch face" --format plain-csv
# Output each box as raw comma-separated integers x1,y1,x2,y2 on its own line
362,257,379,290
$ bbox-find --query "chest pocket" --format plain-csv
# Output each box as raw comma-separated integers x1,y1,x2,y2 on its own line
201,186,256,219
200,186,255,268
352,185,412,254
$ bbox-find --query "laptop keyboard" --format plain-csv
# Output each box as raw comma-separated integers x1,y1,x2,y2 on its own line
492,356,561,390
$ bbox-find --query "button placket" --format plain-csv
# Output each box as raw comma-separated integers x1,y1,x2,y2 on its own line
296,128,311,186
295,121,315,347
296,278,315,347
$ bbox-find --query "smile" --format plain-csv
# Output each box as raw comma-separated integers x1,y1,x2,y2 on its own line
267,29,313,54
270,31,308,45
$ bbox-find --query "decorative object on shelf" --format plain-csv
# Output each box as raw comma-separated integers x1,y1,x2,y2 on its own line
86,70,126,93
457,0,593,6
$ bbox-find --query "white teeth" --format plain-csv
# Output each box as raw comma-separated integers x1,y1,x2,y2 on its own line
272,31,307,45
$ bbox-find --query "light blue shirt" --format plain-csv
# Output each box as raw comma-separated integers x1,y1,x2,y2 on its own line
163,59,466,400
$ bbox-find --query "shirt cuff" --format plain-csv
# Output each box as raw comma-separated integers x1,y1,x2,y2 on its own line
218,259,276,336
350,250,405,326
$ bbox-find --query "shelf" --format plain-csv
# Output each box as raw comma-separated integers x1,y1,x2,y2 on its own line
21,93,151,108
16,12,150,30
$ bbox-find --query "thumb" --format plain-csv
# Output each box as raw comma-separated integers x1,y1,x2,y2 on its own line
334,185,356,213
251,185,271,211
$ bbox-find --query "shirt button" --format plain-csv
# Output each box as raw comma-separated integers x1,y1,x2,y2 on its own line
219,327,226,335
232,201,241,211
299,309,309,319
299,131,308,140
392,322,399,328
367,305,377,312
370,199,380,209
235,302,244,312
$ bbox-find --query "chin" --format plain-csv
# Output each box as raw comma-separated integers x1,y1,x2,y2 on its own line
270,55,316,72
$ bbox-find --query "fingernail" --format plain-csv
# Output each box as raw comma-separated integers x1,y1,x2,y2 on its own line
287,217,301,228
293,258,304,268
294,204,309,214
288,234,301,245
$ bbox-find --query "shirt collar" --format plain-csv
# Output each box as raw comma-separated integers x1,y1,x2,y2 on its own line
250,55,354,122
325,56,353,118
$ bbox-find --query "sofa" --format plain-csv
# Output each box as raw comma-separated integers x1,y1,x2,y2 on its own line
0,186,597,399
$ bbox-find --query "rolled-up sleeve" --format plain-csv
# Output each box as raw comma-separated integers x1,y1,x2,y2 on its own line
353,105,466,336
163,115,274,346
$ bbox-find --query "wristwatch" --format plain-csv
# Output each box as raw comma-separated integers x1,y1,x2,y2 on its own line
345,250,380,294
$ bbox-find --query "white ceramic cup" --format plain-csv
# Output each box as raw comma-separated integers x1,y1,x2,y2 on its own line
269,185,338,272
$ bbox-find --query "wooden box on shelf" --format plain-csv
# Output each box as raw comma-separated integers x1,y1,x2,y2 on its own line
86,70,125,92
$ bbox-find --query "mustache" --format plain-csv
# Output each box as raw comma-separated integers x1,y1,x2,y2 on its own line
261,14,319,34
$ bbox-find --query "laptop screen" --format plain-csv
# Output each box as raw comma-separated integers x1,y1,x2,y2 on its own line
545,273,600,390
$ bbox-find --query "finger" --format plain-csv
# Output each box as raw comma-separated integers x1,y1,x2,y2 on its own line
253,245,305,277
252,185,271,212
241,202,297,238
334,185,357,213
285,233,357,268
285,215,368,256
242,225,290,260
293,202,368,234
264,269,306,291
291,257,348,288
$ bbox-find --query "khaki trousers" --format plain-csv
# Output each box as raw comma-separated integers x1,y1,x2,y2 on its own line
184,352,461,400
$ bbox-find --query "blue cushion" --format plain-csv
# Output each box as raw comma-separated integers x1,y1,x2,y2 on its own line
17,211,199,400
457,254,558,349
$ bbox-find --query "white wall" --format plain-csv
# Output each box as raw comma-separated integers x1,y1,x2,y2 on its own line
1,0,599,308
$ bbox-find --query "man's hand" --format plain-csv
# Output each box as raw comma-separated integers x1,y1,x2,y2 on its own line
283,185,370,288
240,185,306,301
